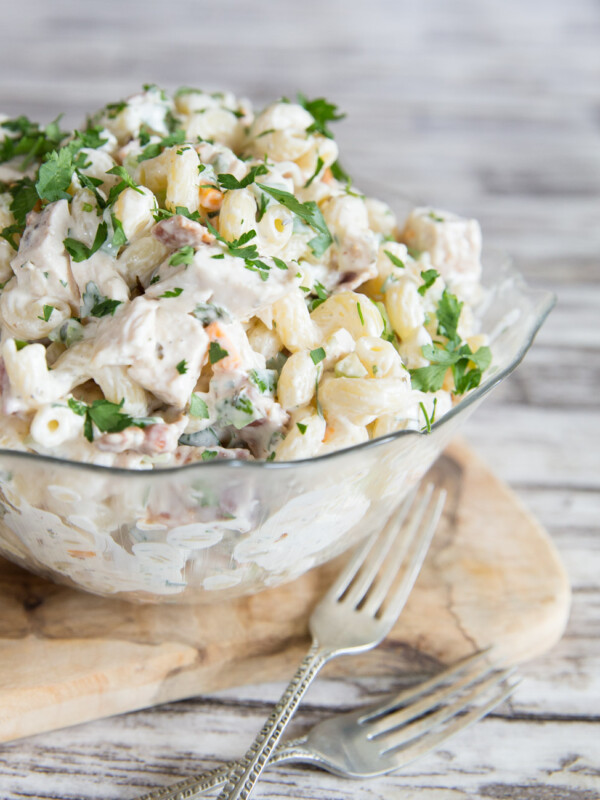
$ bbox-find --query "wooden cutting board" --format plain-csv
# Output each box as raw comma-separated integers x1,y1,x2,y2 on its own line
0,439,570,744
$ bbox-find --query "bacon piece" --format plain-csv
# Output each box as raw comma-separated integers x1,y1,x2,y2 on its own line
153,215,215,250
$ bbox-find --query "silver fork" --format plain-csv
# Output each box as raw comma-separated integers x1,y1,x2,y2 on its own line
212,483,445,800
138,650,517,799
182,484,445,800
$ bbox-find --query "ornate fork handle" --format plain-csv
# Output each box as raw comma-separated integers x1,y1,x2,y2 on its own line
215,639,330,799
136,737,314,800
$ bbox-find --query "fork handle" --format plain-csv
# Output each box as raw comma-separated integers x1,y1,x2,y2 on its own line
134,738,313,800
215,639,330,800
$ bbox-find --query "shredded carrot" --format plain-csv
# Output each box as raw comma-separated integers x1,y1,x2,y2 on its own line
323,425,336,442
199,185,223,212
205,322,242,370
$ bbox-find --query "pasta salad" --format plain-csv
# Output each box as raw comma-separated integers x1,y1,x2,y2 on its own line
0,86,491,469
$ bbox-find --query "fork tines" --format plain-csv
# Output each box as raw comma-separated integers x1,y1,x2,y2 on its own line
359,649,518,758
331,484,446,621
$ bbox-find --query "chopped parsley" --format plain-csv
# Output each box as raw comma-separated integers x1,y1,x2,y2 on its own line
217,164,268,190
310,347,326,365
192,302,230,325
436,289,463,341
36,147,85,202
256,184,332,257
110,214,128,248
428,211,445,223
417,268,440,296
330,160,351,184
64,221,108,262
201,450,218,462
296,422,308,435
159,287,183,298
409,290,492,395
356,301,365,325
209,341,228,364
81,281,122,318
256,192,269,222
189,393,209,418
68,397,155,442
374,301,396,343
307,280,329,311
169,245,195,266
8,177,38,225
297,94,345,139
384,250,405,269
49,318,84,347
137,130,186,162
106,166,143,204
0,114,67,169
419,398,438,433
249,368,277,394
176,359,188,375
304,156,324,188
37,304,54,322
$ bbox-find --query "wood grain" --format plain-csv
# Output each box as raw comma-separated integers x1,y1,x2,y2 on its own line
0,0,597,797
0,441,570,745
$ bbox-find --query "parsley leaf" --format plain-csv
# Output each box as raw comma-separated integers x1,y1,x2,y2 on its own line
310,347,326,365
296,422,307,434
8,177,38,226
37,304,54,322
189,393,209,418
36,147,82,202
81,281,122,317
0,223,22,250
304,156,324,188
374,301,396,343
137,129,186,162
256,192,269,222
49,318,84,347
159,287,183,298
192,302,230,325
256,184,332,257
330,160,351,183
106,166,143,204
436,289,463,341
409,363,448,392
217,163,268,190
384,250,405,269
419,398,437,433
75,170,107,209
417,268,440,296
209,341,228,364
169,245,195,266
64,221,108,262
297,94,345,138
249,368,277,394
356,301,365,325
110,214,128,248
176,359,188,374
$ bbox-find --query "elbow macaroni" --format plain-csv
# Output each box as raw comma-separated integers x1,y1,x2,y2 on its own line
0,85,490,466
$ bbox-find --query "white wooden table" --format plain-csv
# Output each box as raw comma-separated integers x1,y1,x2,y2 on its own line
0,1,598,797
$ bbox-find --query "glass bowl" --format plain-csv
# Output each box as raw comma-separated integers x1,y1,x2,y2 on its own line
0,252,554,603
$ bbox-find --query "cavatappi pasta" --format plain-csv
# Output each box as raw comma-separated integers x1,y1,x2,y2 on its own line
0,86,491,468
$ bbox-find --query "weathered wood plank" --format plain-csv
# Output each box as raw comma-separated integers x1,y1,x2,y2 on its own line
0,0,597,796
